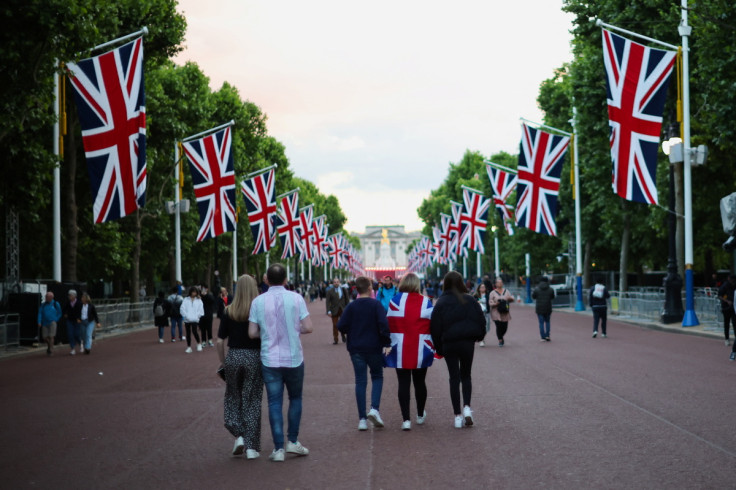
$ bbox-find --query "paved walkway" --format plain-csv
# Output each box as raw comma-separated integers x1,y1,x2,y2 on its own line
1,299,734,489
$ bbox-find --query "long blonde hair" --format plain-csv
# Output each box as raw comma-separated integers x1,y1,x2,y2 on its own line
226,275,258,322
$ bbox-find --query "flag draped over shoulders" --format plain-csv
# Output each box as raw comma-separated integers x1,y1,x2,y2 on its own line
385,292,435,369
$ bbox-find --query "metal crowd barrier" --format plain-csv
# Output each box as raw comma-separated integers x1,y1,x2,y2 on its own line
0,313,20,349
96,301,154,333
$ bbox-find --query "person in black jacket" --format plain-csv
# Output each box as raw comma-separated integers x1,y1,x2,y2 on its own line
79,293,100,354
63,290,83,355
532,276,555,341
153,291,171,343
430,271,486,429
589,279,611,338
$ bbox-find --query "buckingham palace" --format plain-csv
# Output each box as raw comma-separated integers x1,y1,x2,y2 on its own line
352,225,422,279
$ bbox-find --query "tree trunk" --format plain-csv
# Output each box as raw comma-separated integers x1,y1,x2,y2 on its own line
583,239,592,289
619,205,631,292
130,210,141,303
62,103,79,282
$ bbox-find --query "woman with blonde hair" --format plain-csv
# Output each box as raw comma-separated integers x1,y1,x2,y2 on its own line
216,274,262,459
386,272,434,430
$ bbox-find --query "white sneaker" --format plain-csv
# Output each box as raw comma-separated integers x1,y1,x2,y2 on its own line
463,405,474,426
367,408,384,428
601,334,607,339
454,415,463,428
285,440,309,456
181,336,186,341
70,349,76,356
358,419,368,431
416,411,426,425
479,341,485,347
158,338,164,343
185,347,192,353
232,436,244,455
269,449,285,462
592,331,598,338
196,344,203,352
401,420,411,431
209,340,214,347
246,449,260,459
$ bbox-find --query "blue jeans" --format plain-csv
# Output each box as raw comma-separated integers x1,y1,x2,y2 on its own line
81,319,94,350
170,317,183,339
537,314,551,339
67,320,82,349
350,352,384,419
262,363,305,450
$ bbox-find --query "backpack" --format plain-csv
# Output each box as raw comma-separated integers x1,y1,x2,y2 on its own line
593,284,605,299
497,299,509,314
170,296,182,317
154,302,164,317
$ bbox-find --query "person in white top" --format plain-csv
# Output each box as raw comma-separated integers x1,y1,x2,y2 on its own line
180,286,204,353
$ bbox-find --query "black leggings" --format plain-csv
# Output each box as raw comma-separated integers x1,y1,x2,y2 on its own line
494,320,508,340
184,323,201,346
200,318,213,343
443,341,475,415
723,309,735,341
395,368,428,422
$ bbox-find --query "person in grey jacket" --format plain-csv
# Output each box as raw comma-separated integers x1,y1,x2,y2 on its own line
532,276,555,341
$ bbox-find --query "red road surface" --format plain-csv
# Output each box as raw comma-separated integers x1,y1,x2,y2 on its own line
1,299,734,489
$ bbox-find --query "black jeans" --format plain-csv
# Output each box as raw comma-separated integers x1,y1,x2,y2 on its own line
184,323,201,346
443,341,475,415
723,308,735,340
200,317,213,343
593,307,608,334
395,368,427,422
494,320,508,341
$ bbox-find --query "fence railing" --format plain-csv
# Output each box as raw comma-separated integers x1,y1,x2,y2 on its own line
0,313,20,349
503,286,722,330
96,301,154,333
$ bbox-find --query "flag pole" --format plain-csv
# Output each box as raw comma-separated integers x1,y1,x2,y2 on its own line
461,184,485,195
233,227,238,283
52,64,62,282
174,142,182,284
244,163,278,180
571,107,585,311
88,27,149,54
679,0,698,326
485,161,518,175
182,120,235,143
519,117,573,137
276,188,300,200
595,19,679,50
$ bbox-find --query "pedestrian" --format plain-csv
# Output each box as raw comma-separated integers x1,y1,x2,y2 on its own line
326,277,349,344
153,291,170,343
473,283,491,347
79,293,100,354
200,284,216,348
386,272,434,430
63,290,83,355
258,274,269,294
37,292,62,356
430,271,486,428
337,276,392,431
248,263,313,462
376,275,397,311
590,278,611,339
167,287,184,342
180,286,203,353
532,276,555,342
217,287,231,320
489,277,514,347
718,275,736,346
216,274,263,459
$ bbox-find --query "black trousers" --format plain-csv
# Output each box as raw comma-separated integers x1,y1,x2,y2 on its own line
494,320,508,340
723,308,736,340
593,307,608,334
443,341,475,415
200,317,213,343
395,368,428,422
184,323,201,346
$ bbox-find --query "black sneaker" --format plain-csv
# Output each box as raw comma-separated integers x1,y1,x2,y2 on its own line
730,352,735,361
545,337,550,342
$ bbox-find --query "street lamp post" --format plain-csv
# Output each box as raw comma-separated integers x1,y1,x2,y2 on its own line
661,141,684,323
491,226,500,278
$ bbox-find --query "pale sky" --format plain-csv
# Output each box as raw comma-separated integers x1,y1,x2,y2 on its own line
173,0,575,234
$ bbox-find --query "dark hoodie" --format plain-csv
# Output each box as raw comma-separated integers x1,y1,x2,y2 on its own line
430,291,486,356
532,279,555,315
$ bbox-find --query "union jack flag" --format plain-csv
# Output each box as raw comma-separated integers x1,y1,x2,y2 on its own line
183,126,235,242
449,201,465,258
67,37,146,224
486,164,517,236
326,234,345,269
385,292,435,369
437,213,454,263
274,191,301,259
311,215,328,266
515,123,570,236
240,168,277,254
297,205,314,262
602,28,676,205
459,188,490,254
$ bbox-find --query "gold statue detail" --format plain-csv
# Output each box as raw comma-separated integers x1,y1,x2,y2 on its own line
381,228,390,245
